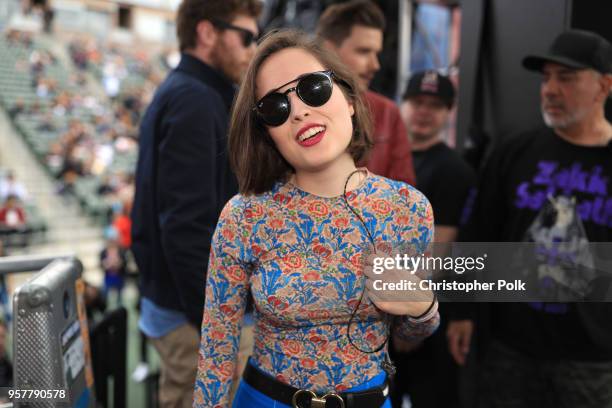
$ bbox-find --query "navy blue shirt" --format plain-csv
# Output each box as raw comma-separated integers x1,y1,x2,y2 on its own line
131,54,238,328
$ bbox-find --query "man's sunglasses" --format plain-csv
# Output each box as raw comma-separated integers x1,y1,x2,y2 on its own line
254,70,349,127
211,19,258,48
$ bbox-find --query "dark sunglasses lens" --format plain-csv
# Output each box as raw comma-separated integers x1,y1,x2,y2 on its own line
242,31,255,47
258,93,289,126
297,73,333,107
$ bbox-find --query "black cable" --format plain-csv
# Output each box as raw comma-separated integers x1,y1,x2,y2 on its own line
407,293,437,320
342,169,391,355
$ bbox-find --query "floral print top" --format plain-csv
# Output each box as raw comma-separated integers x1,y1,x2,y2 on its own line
193,171,439,407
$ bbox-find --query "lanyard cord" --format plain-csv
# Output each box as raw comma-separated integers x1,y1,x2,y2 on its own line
342,169,392,356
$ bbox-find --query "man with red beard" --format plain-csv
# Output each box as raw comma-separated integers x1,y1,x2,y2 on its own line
462,30,612,408
317,0,416,185
131,1,261,406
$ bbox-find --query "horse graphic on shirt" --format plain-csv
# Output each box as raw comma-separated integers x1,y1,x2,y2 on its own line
523,194,595,303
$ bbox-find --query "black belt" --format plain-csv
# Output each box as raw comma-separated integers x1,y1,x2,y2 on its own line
242,361,388,408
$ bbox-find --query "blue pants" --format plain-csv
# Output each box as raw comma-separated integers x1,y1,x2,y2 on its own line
232,365,391,408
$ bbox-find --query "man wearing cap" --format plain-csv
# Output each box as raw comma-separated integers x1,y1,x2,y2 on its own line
463,29,612,407
388,70,476,407
401,70,475,243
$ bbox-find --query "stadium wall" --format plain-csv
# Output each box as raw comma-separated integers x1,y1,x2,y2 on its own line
50,0,176,43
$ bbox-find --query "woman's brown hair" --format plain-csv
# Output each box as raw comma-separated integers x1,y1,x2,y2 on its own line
229,29,373,195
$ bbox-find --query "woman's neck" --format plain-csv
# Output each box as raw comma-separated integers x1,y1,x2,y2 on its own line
291,154,362,197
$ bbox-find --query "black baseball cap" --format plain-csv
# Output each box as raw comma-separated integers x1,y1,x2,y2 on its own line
523,29,612,74
403,70,455,108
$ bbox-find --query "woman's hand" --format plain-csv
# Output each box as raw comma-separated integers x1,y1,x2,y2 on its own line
363,250,435,317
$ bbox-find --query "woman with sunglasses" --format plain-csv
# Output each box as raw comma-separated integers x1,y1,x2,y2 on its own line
193,30,439,408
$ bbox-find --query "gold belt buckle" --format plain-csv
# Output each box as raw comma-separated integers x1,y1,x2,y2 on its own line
292,389,345,408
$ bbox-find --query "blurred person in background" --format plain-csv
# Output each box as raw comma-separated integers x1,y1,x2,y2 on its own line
100,238,128,305
0,171,28,203
83,282,107,323
131,0,261,406
8,98,26,119
317,0,416,185
391,71,476,408
112,204,132,250
463,30,612,408
22,0,54,33
0,195,26,230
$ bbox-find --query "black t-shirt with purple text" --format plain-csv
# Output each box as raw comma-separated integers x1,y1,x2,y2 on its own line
466,127,612,360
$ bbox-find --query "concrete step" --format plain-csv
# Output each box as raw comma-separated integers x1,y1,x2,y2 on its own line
44,216,97,228
24,238,103,254
81,254,101,271
83,269,104,287
39,206,88,219
45,227,103,242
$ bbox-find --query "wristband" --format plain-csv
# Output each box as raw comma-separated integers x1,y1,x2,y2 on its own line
407,293,437,320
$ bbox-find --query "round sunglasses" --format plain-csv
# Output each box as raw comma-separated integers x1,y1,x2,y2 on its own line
254,70,349,127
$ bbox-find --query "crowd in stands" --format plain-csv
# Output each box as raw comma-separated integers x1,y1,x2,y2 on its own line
0,28,164,305
0,29,167,239
4,29,32,48
68,38,162,100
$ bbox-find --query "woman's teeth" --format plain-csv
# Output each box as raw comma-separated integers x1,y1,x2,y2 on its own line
298,126,325,142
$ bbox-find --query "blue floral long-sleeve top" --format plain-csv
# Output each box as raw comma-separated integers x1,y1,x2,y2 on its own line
193,171,439,407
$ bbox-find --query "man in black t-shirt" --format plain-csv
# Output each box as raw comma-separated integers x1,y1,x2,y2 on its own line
465,30,612,408
389,71,476,408
401,71,476,243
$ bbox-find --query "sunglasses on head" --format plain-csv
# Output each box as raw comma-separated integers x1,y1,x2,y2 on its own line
254,70,349,127
211,19,258,48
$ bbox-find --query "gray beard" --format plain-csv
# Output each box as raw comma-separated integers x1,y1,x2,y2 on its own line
541,106,588,129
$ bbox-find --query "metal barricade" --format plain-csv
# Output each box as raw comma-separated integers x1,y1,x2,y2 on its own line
0,254,96,408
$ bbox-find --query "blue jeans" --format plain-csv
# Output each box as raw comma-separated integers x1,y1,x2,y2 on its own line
232,364,391,408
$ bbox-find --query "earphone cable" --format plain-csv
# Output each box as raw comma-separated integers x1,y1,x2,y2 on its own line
342,169,391,355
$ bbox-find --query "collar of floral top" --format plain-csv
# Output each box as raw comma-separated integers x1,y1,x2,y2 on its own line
285,167,370,199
